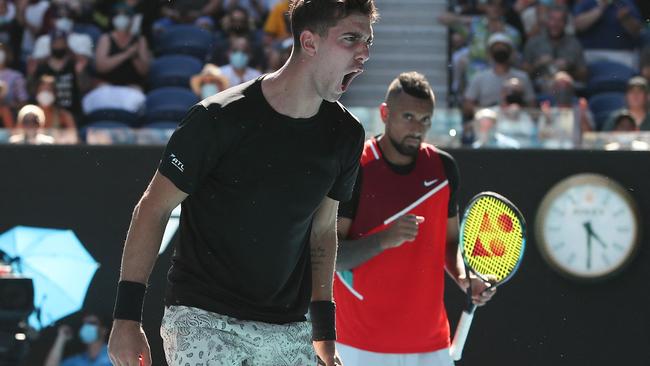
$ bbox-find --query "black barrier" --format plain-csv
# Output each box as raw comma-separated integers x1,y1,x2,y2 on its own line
2,145,650,365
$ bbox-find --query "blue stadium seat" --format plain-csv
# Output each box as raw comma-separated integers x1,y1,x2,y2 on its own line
80,121,134,143
142,121,178,129
587,61,637,95
588,92,626,130
85,109,141,126
148,54,203,90
155,25,213,60
145,87,198,122
73,23,102,44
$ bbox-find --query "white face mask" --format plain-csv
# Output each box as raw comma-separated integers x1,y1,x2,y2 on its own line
36,90,55,107
55,17,74,33
112,14,130,31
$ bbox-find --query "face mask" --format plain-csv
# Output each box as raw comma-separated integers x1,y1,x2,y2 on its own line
55,17,74,33
491,49,511,64
78,324,99,344
200,83,219,99
0,50,6,65
112,14,130,31
505,92,525,105
229,51,249,69
51,48,67,59
37,91,55,106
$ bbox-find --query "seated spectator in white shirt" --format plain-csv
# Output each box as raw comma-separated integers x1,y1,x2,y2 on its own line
82,83,145,115
221,36,261,87
490,77,537,147
463,32,535,120
9,104,54,144
31,4,93,62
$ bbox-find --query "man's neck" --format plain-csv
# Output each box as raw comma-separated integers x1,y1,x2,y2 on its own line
86,342,104,360
377,135,415,166
494,63,510,75
261,57,323,119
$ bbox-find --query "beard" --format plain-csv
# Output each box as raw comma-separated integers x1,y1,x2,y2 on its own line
389,135,420,157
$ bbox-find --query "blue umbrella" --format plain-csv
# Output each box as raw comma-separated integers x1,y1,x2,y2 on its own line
0,226,99,330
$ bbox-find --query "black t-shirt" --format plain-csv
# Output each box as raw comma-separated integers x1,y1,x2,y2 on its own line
158,77,365,324
34,60,81,116
339,142,460,219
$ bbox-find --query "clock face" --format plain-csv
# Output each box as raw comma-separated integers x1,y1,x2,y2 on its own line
535,174,640,280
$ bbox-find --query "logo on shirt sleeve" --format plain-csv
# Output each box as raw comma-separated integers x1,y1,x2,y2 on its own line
169,153,185,172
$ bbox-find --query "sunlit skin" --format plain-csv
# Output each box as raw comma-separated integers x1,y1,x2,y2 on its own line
308,13,373,102
378,91,434,166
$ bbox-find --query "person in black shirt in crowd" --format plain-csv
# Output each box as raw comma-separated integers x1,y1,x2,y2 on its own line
107,1,377,365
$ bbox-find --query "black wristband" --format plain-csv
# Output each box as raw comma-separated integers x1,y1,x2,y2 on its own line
113,280,146,323
310,301,336,341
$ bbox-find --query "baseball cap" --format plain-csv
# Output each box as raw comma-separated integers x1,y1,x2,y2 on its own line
488,32,513,48
627,76,648,93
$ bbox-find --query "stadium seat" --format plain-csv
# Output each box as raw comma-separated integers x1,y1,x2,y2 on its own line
148,54,203,90
73,23,102,44
155,25,213,60
145,87,198,122
80,121,134,144
588,92,626,130
85,109,141,126
587,61,637,95
142,121,178,129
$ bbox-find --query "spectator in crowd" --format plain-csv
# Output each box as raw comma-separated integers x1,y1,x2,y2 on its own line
31,30,91,118
212,6,266,69
43,312,111,366
573,0,642,68
95,2,150,90
0,80,15,128
35,74,76,130
189,63,230,99
266,37,292,72
603,76,650,131
610,109,637,132
490,77,537,146
438,0,522,95
30,4,94,70
16,0,50,62
0,43,28,109
463,32,535,120
263,0,289,46
539,72,593,147
221,35,261,86
154,0,219,35
9,103,53,144
0,0,18,50
472,107,521,148
222,0,271,27
523,4,587,94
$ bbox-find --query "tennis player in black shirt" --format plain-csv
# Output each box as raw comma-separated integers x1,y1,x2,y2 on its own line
108,1,378,365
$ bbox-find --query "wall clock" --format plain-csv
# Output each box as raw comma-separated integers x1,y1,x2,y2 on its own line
535,173,641,281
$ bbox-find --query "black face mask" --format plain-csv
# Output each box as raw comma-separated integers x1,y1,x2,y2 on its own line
492,49,511,64
554,88,574,105
505,92,525,105
51,48,67,59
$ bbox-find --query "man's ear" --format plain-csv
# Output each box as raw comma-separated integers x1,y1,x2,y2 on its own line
380,102,390,124
299,29,320,57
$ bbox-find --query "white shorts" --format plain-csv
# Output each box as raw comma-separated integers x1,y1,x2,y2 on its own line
161,305,317,366
336,342,455,366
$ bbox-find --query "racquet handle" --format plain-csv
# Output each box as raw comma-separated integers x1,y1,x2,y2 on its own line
449,309,475,361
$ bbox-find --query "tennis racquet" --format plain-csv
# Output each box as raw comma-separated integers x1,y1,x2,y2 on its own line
449,192,526,361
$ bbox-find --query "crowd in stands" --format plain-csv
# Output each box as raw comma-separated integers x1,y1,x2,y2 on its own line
441,0,650,148
0,0,292,144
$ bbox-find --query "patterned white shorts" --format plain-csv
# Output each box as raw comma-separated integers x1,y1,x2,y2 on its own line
160,305,318,366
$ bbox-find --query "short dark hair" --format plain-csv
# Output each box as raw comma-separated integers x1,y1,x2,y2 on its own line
289,0,378,50
385,71,435,104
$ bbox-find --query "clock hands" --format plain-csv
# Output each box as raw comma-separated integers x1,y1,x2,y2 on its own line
583,221,607,269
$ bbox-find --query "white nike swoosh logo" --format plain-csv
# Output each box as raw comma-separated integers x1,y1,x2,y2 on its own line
423,179,438,187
